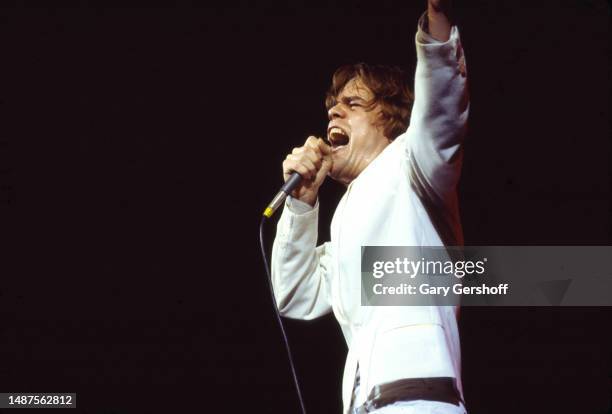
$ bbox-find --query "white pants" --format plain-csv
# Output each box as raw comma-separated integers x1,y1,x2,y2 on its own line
369,400,467,414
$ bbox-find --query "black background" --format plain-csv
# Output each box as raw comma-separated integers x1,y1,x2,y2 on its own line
2,1,611,413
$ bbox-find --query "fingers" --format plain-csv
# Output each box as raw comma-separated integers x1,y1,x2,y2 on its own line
305,137,333,172
281,135,332,205
314,156,333,184
304,135,320,149
283,159,317,181
315,138,333,178
306,136,332,157
316,138,332,156
283,136,328,182
291,146,322,170
283,155,318,181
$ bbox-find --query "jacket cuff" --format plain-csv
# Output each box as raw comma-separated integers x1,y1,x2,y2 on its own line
415,11,466,75
416,11,453,44
286,196,318,215
276,196,319,242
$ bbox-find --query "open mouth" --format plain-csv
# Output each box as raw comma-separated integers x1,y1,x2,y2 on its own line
328,127,350,151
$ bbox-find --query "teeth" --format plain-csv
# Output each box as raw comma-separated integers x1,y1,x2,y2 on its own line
329,127,349,147
330,127,347,137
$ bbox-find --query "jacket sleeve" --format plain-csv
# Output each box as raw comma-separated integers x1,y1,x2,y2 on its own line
270,197,333,320
405,13,470,208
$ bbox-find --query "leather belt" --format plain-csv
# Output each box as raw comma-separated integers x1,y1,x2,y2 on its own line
354,377,463,414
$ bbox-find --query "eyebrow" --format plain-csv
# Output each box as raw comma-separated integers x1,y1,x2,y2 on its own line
341,95,367,103
326,94,369,110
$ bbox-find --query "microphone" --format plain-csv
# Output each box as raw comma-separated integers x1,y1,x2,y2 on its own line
263,172,303,218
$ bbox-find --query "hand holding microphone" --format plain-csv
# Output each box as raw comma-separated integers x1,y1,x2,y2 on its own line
263,136,333,218
282,136,333,206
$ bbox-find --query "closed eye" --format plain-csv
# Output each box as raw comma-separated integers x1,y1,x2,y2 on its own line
344,97,365,108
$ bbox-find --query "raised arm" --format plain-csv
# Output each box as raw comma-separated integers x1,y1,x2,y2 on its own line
405,0,469,207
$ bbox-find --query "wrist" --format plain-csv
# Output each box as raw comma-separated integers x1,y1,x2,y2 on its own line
295,191,317,207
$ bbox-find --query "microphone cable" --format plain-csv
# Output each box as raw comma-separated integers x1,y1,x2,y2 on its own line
259,215,307,414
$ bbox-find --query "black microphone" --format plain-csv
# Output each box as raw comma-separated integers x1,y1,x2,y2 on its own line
263,172,303,218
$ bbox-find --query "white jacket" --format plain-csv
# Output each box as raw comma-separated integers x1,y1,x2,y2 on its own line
271,16,469,414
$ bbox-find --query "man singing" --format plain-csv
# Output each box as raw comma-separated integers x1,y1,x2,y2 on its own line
271,1,469,413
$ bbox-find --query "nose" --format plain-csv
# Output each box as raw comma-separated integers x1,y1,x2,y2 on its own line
328,103,346,121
